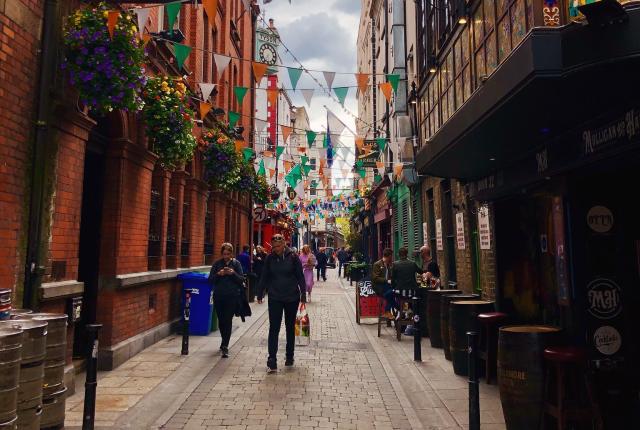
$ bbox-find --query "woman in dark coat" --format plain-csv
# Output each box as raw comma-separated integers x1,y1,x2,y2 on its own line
209,242,244,358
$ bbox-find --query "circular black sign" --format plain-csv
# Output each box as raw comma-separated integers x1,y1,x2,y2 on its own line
587,278,622,320
269,185,280,201
287,187,297,200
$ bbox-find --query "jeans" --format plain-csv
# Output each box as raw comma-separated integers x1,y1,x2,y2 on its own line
338,262,344,277
316,266,326,281
267,299,299,361
214,294,237,348
382,284,396,312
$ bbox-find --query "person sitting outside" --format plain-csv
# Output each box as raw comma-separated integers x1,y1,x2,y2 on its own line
372,248,394,319
392,247,424,298
419,245,441,289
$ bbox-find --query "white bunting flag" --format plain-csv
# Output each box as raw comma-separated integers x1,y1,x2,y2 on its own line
135,8,151,38
295,180,305,197
327,109,347,135
323,71,336,90
301,88,314,107
198,83,216,101
214,54,231,80
255,119,268,133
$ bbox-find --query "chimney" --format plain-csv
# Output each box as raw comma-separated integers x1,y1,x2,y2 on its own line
269,18,275,29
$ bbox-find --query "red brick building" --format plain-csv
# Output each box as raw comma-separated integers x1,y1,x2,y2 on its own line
0,0,258,390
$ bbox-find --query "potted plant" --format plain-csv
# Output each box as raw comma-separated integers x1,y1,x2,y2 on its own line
201,127,241,192
142,77,197,168
63,2,146,114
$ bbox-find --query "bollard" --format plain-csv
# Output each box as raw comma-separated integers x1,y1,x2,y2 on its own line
181,289,191,356
83,324,102,430
412,295,421,362
467,331,480,430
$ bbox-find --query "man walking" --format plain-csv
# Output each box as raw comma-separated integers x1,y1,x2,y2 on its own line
257,235,306,373
315,248,328,282
337,247,349,277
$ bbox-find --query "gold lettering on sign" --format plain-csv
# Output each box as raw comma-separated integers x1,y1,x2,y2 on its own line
543,6,560,26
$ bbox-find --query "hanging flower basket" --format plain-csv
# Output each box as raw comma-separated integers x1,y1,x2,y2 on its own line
201,128,242,192
252,173,270,204
63,2,146,114
236,161,269,203
142,77,197,168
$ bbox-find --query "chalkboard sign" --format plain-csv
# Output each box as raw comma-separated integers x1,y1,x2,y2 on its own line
356,278,382,324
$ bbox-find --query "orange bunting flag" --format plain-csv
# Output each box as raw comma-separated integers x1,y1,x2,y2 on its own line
199,102,212,120
393,163,403,178
298,147,306,153
235,140,246,151
141,33,152,47
355,73,369,93
107,11,120,40
267,88,279,106
380,82,393,102
281,126,293,143
267,168,275,178
376,161,384,169
203,0,218,19
355,137,364,151
284,160,293,172
319,159,326,168
262,150,274,158
252,62,269,83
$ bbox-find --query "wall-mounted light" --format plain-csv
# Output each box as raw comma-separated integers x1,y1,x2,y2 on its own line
429,66,437,74
458,16,468,25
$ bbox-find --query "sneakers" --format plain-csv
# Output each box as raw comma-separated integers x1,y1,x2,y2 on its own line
267,358,277,374
285,357,294,367
221,346,229,358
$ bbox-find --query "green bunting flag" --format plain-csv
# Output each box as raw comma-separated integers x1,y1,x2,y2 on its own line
376,137,387,152
322,133,329,148
301,156,309,166
375,174,382,183
234,86,248,106
166,3,181,35
229,111,240,127
286,174,298,188
355,160,363,169
303,165,313,176
334,87,349,106
306,130,317,147
258,159,265,176
386,74,400,93
287,67,303,91
242,148,254,162
276,146,285,159
358,168,366,178
173,43,192,69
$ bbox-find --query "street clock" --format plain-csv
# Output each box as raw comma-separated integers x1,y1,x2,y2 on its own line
259,43,277,65
255,26,280,72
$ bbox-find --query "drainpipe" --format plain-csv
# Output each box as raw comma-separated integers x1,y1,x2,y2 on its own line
384,0,391,144
24,0,59,309
371,16,377,139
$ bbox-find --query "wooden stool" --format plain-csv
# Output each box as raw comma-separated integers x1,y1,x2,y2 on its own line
543,346,603,430
377,294,392,337
394,293,414,341
477,312,507,384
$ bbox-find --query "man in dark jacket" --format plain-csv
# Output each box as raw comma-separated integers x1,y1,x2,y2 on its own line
315,248,328,281
337,247,349,277
257,234,306,373
392,247,424,297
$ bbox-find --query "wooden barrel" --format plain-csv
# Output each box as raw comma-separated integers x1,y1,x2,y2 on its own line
498,325,561,430
15,405,40,430
40,387,66,429
8,310,32,319
0,416,17,430
440,294,479,360
450,300,495,376
426,290,460,348
0,328,22,425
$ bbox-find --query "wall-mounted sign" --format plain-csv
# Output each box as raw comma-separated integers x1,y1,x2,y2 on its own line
593,325,622,356
287,187,297,200
455,212,465,250
435,219,443,251
422,222,428,244
253,206,267,222
478,206,491,250
582,108,640,156
587,278,622,320
587,205,614,233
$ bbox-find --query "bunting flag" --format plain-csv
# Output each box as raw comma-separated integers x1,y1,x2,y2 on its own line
393,163,403,178
135,8,151,38
355,137,364,151
199,102,212,119
141,33,152,47
242,148,254,162
306,130,317,147
287,67,303,91
234,86,248,106
252,62,269,83
281,125,293,143
375,174,382,183
267,88,279,106
234,140,245,151
203,0,218,19
376,161,384,169
173,43,192,69
107,11,120,40
297,146,306,154
303,164,313,176
387,74,400,93
229,111,240,127
300,89,314,107
166,3,181,34
255,119,267,133
380,82,393,102
258,159,266,176
326,117,333,167
276,146,285,159
334,87,349,106
199,83,216,101
358,168,366,178
327,109,348,135
214,54,231,79
284,160,293,172
300,155,309,165
376,137,386,152
355,73,369,93
323,71,336,90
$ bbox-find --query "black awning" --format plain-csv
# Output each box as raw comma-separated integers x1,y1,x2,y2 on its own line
417,7,640,181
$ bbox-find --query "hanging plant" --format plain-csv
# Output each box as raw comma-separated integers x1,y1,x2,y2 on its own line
252,173,270,204
201,127,242,191
142,77,197,168
62,2,146,113
237,161,269,203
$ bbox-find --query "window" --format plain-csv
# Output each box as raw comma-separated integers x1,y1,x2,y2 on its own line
181,200,190,258
440,180,456,282
148,188,161,259
166,196,176,256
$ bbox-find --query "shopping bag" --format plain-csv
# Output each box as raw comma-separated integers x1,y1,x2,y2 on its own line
295,303,310,346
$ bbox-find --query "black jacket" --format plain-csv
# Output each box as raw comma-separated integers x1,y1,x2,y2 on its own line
392,258,424,291
257,248,305,303
315,251,328,268
209,258,244,297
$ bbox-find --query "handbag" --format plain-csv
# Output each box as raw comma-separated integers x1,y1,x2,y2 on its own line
295,303,310,346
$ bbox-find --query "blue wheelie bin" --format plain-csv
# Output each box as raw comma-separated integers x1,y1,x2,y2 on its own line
177,272,213,336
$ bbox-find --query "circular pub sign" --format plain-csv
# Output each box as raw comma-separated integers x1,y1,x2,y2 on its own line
587,278,622,320
269,185,280,201
593,325,622,356
587,205,614,233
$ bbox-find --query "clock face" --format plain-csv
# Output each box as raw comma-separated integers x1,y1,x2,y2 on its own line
259,43,277,65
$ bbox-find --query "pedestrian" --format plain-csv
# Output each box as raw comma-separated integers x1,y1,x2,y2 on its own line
315,248,328,282
337,247,349,277
372,248,395,319
299,245,316,302
237,245,251,275
208,243,245,358
419,245,441,289
257,234,306,373
392,247,424,299
253,245,267,279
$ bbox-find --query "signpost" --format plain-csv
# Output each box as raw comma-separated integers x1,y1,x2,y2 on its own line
355,279,381,324
253,206,267,223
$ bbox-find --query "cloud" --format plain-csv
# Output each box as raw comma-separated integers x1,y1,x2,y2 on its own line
332,0,361,14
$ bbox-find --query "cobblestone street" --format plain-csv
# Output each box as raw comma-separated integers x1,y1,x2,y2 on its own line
64,270,505,429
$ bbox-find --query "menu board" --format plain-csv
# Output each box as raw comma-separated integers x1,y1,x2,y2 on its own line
436,219,443,250
478,206,491,250
456,212,465,249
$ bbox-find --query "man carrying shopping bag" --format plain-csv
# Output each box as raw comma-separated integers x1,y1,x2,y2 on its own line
257,234,306,373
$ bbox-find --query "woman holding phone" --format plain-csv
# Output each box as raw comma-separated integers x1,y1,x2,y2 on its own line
209,242,244,358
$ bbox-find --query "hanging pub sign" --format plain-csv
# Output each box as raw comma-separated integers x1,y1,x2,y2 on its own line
478,206,491,250
455,213,465,250
357,139,380,168
287,187,297,200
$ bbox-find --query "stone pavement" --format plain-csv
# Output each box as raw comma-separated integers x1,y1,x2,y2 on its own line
64,270,506,429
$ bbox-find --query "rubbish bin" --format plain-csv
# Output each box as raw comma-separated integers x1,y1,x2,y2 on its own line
177,272,213,336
